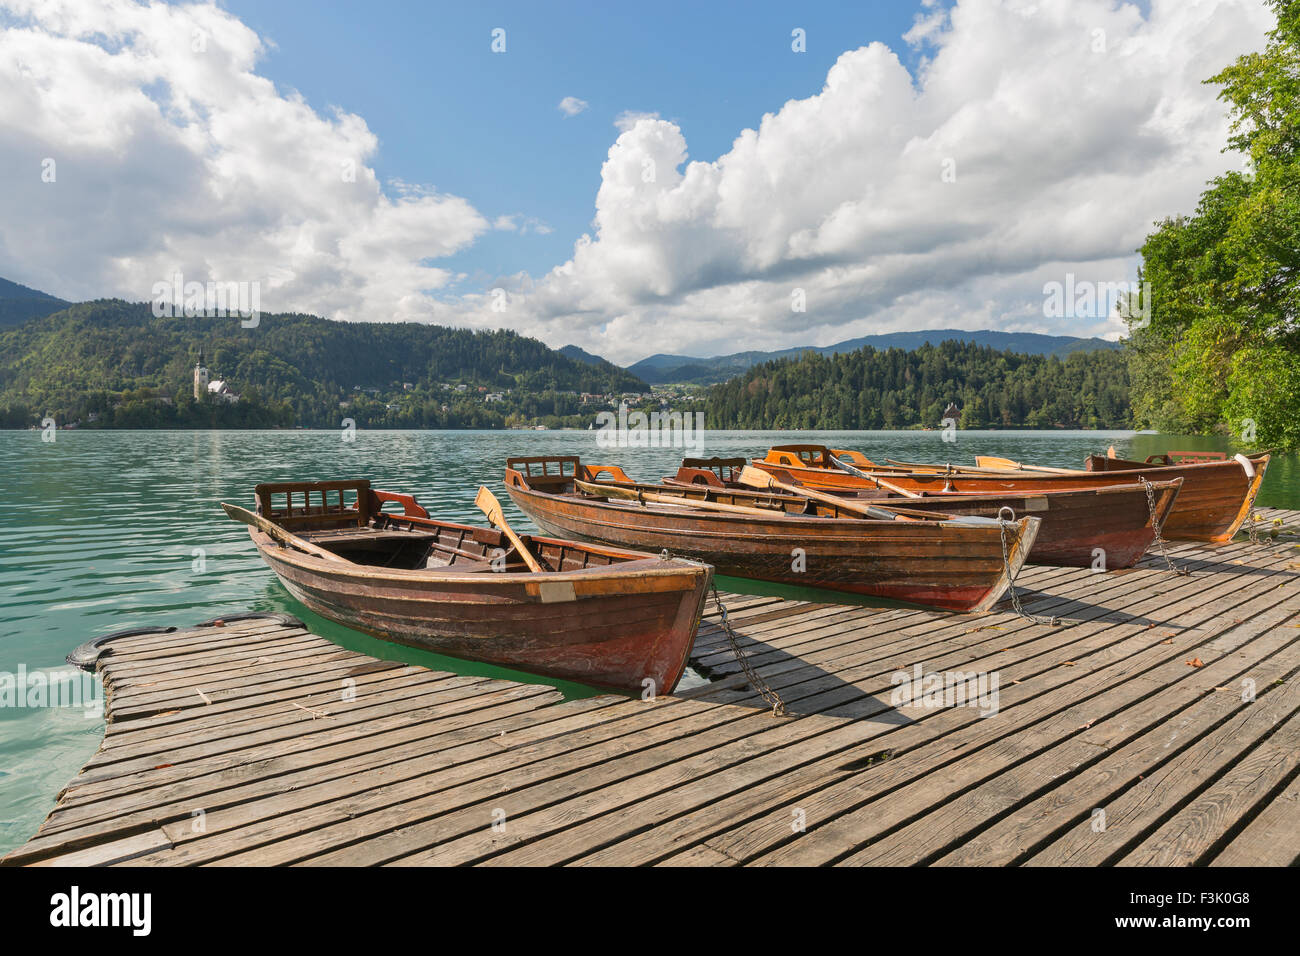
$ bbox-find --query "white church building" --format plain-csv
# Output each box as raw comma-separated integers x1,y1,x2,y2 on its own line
193,347,240,404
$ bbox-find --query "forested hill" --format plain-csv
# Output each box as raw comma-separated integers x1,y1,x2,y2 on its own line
706,341,1131,430
0,277,69,329
631,329,1122,384
0,300,648,429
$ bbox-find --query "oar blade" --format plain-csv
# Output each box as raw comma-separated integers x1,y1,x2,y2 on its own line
736,465,777,489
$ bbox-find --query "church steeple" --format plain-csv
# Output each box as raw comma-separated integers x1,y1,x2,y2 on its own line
193,345,209,400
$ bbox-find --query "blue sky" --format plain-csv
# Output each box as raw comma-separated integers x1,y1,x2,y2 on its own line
222,0,926,283
0,0,1272,361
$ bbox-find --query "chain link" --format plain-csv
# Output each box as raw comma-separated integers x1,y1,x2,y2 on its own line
1246,510,1262,547
1140,477,1188,575
997,508,1059,626
710,583,786,717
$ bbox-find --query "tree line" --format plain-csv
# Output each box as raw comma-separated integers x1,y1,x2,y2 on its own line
705,342,1131,430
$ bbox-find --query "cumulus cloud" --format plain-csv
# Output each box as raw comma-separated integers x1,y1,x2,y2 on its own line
460,0,1276,362
0,0,1279,364
613,110,660,132
558,96,589,117
0,0,487,320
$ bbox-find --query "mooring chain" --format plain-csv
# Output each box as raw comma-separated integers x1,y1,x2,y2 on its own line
997,507,1059,626
1140,477,1188,575
1247,512,1261,546
710,582,787,717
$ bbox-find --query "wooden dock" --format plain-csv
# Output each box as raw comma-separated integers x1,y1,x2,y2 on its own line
5,507,1298,867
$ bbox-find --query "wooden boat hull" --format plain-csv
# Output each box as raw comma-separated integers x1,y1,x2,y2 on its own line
699,473,1182,569
247,520,710,695
505,470,1041,613
757,449,1268,543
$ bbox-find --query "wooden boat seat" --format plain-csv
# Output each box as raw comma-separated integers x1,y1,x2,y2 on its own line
302,528,436,546
255,480,374,529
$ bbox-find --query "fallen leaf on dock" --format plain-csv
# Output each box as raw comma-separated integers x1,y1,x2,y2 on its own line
1185,657,1205,668
1160,638,1174,645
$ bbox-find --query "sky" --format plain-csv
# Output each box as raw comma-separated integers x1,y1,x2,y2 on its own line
0,0,1278,364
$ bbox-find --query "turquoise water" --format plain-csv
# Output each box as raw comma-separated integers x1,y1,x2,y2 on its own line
1,428,1295,852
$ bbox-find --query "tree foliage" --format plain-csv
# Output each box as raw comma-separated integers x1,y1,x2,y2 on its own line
0,300,648,429
706,342,1130,430
1128,0,1300,449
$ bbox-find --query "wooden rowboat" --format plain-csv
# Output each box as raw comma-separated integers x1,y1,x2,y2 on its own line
757,445,1268,543
237,480,712,694
674,458,1183,569
504,456,1041,614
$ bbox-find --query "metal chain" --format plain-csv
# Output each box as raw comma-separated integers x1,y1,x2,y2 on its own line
1246,510,1262,547
710,582,787,716
1140,477,1188,575
997,508,1059,626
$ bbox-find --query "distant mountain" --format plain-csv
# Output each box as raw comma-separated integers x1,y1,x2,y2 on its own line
629,329,1123,384
558,344,608,366
0,277,70,329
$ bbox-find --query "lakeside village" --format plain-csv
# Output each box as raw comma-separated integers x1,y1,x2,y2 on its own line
32,347,709,432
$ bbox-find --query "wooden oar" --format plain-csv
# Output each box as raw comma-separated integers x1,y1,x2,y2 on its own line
475,486,545,573
974,456,1076,474
221,502,350,564
575,478,782,517
737,466,922,520
827,454,923,498
886,457,1072,476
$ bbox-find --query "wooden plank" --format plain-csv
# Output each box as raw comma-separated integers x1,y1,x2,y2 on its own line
494,565,1300,866
685,558,1299,866
1117,707,1300,866
822,612,1299,865
942,655,1300,865
1208,774,1300,867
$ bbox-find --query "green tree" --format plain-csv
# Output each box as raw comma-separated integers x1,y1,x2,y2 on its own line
1128,0,1300,448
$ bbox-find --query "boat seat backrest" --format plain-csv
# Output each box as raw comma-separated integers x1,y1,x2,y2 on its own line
255,480,372,529
506,455,581,491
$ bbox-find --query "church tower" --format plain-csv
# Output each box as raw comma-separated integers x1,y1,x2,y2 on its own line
194,346,209,401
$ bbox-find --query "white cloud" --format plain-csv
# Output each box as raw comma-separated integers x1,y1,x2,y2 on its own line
0,0,488,321
459,0,1276,363
0,0,1279,366
558,96,588,117
613,110,660,132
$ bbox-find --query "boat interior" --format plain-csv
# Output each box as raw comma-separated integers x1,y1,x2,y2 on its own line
253,480,632,573
506,456,910,519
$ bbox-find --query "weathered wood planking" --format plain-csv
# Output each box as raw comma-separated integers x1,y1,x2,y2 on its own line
3,513,1297,868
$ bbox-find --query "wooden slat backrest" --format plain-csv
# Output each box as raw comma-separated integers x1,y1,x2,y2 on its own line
255,480,372,529
504,456,580,491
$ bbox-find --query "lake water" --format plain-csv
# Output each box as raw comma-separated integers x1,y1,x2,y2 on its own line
1,428,1296,852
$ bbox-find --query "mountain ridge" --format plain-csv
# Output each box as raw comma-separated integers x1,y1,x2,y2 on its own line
0,276,70,329
630,329,1122,384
